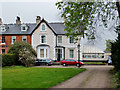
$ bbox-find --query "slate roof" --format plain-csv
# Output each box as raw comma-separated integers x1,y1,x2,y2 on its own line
0,19,66,35
0,23,37,35
49,23,66,34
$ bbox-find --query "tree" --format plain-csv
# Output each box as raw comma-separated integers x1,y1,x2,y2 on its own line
111,27,120,71
7,41,37,67
105,39,114,51
56,1,118,40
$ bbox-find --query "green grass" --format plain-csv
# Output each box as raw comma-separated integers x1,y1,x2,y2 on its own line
84,62,105,64
2,66,86,88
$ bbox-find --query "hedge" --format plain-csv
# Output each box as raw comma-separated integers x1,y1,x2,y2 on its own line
1,54,18,67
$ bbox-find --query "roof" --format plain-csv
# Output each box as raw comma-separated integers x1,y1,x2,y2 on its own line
49,23,66,34
0,23,36,35
0,19,66,35
83,45,104,53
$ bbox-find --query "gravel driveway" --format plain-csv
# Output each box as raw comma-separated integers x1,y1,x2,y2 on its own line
51,65,114,88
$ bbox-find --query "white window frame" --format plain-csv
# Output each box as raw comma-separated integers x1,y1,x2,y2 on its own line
12,36,16,44
41,24,46,31
58,36,62,43
0,25,6,32
37,47,49,59
22,36,27,42
69,36,74,43
40,35,46,44
1,49,5,54
1,36,5,44
69,49,74,58
21,24,28,31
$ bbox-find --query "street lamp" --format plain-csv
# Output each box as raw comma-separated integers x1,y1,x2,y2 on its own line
77,44,80,69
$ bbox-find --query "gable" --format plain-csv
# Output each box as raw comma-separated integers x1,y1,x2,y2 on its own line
31,19,56,35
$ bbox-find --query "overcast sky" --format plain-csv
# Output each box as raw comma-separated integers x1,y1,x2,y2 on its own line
0,0,62,24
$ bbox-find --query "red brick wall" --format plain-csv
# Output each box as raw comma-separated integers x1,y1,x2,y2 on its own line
0,35,31,54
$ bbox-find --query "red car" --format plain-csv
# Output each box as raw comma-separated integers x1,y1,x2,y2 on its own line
61,59,84,66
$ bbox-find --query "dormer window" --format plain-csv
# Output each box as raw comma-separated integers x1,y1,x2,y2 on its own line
21,24,28,31
42,24,45,31
0,25,6,32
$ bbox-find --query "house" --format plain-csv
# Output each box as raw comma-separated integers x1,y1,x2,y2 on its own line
31,18,80,61
0,16,107,62
0,16,36,54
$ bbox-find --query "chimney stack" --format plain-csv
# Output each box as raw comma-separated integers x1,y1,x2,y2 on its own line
16,16,21,25
0,18,2,25
36,16,41,25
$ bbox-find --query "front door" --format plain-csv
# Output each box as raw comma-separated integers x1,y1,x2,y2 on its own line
57,49,61,61
56,49,62,61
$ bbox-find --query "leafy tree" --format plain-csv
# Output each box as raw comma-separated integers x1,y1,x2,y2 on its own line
56,1,118,40
105,39,114,51
7,41,37,67
111,26,120,71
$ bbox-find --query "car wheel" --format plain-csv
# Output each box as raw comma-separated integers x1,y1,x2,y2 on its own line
46,63,49,66
63,63,66,66
76,63,81,67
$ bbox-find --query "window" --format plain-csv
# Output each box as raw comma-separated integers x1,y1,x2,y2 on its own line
69,49,74,58
65,59,71,61
42,24,45,31
0,25,6,32
40,49,44,58
2,36,5,43
41,35,46,43
21,24,28,31
12,36,16,44
1,49,5,54
69,36,74,43
58,36,62,43
22,36,27,42
39,48,48,58
46,49,47,58
22,26,26,30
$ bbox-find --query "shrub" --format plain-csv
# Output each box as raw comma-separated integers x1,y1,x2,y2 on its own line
1,54,17,67
7,41,37,67
19,48,36,67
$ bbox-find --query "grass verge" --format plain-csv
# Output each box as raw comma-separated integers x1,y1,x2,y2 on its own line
2,66,86,88
84,62,105,65
110,69,120,88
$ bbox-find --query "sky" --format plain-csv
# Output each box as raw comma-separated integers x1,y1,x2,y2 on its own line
0,0,62,24
0,0,118,50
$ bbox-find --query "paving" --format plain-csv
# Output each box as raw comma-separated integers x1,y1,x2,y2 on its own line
50,65,114,88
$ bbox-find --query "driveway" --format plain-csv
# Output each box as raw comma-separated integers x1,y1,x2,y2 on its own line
51,65,114,88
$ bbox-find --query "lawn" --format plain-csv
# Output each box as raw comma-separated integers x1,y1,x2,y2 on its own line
84,62,105,65
2,66,86,88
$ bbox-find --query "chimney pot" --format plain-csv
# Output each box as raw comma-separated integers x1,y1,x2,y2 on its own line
0,18,2,25
16,16,21,25
36,16,41,25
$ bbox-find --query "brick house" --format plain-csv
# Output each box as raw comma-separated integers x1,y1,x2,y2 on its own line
0,16,38,54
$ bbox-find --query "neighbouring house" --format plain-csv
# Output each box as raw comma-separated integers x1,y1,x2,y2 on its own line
0,16,107,62
82,46,106,62
0,16,37,54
